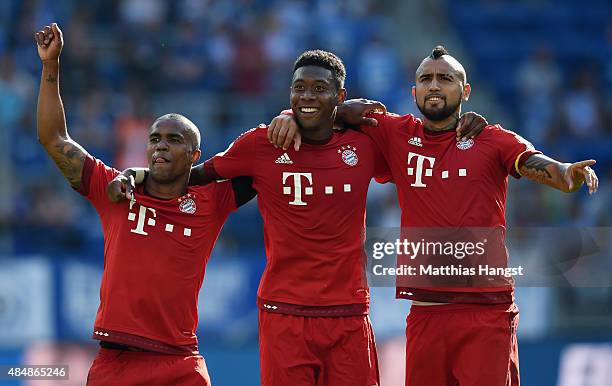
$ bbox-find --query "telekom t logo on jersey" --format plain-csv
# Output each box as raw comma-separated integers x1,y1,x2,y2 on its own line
128,200,157,235
407,152,436,187
282,172,313,206
407,151,468,187
127,200,192,237
282,172,352,206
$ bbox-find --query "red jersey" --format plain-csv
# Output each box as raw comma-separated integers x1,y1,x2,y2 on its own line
363,114,540,304
208,126,389,314
77,155,238,354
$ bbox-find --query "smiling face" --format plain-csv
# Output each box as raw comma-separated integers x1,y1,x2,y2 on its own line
290,65,346,132
413,56,470,122
146,118,201,184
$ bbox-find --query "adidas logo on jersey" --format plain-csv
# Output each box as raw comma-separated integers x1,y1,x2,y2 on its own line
408,137,423,147
275,153,293,164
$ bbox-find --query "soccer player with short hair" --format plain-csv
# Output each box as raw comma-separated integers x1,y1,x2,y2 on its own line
35,23,255,386
111,48,487,385
267,45,599,386
111,50,391,386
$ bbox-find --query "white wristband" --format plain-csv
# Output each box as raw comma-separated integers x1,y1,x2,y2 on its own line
134,169,147,184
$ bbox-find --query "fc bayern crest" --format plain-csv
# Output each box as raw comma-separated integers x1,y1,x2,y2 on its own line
456,138,474,150
178,194,197,214
338,145,358,166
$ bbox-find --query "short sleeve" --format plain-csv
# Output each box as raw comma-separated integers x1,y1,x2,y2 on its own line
370,139,393,182
76,155,120,206
374,173,394,184
359,113,418,155
490,125,542,179
211,127,260,178
209,179,238,219
358,113,393,154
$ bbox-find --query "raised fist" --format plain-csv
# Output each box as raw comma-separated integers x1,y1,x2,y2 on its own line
35,23,63,61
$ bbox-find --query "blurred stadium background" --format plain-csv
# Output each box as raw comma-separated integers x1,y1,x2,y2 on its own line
0,0,610,385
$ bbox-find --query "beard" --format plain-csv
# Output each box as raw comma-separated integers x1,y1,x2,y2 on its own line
416,94,462,122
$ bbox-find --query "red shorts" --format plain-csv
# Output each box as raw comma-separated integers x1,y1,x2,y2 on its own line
405,303,520,386
86,348,210,386
259,311,380,386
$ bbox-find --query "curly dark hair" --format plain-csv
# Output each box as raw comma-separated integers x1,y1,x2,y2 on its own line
430,45,449,59
293,50,346,89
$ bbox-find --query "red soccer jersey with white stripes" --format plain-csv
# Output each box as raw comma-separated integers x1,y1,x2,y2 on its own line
362,113,540,303
77,155,237,353
209,126,389,310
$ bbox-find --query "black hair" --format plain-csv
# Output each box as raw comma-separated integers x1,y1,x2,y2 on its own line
430,45,449,59
293,50,346,89
426,45,466,83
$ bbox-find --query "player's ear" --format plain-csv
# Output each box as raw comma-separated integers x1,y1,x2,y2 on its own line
412,86,416,102
462,83,471,102
336,88,347,105
191,149,201,163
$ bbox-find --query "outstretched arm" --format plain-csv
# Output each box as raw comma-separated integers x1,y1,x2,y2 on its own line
518,154,598,194
36,23,87,189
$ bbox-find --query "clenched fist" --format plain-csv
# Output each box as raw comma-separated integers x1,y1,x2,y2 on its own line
35,23,63,62
106,173,137,203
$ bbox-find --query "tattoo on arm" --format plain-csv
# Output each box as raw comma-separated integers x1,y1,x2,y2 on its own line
46,74,57,83
519,153,567,190
522,155,552,178
49,140,86,188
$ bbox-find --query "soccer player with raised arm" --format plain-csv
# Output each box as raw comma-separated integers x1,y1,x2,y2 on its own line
35,23,255,386
267,46,599,386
